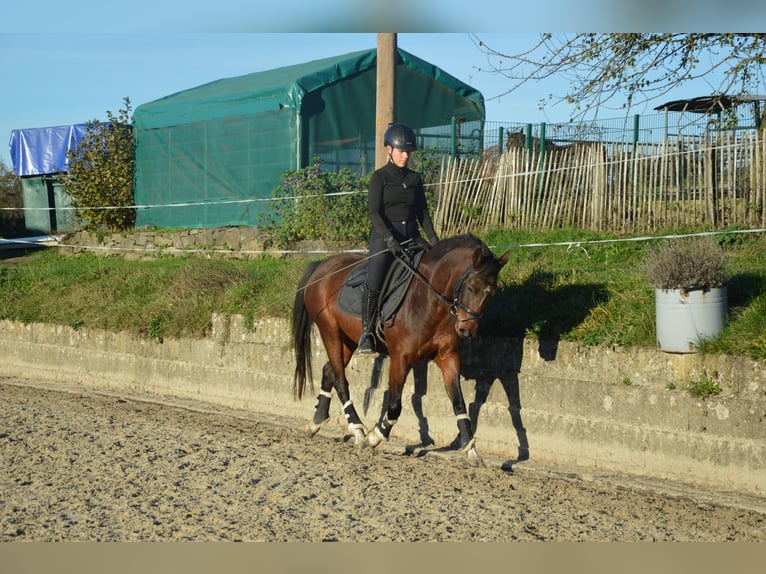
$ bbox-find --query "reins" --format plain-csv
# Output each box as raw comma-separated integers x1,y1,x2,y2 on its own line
295,249,389,294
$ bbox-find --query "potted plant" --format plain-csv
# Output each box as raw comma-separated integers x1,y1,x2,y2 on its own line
643,236,728,353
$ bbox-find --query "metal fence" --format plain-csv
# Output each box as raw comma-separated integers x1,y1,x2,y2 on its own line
478,103,763,156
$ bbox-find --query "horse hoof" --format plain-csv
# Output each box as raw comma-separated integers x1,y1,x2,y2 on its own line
305,418,329,437
363,427,385,449
465,446,485,467
350,426,367,448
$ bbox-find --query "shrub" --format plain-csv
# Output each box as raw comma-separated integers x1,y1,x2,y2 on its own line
59,97,135,231
260,158,371,248
260,148,441,249
642,236,727,290
0,159,24,237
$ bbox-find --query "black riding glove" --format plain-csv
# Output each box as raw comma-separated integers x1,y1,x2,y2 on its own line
386,235,403,256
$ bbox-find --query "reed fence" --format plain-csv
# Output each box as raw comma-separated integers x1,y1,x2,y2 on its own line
433,130,766,236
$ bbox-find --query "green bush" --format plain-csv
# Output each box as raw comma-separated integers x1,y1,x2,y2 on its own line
260,149,441,249
260,158,371,248
0,159,24,237
59,97,135,231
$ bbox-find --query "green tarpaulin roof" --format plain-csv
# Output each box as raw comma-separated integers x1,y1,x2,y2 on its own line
133,48,484,129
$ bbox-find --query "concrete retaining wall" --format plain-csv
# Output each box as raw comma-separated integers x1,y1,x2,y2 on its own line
1,314,763,497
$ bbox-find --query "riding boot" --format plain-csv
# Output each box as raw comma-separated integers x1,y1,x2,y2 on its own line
358,285,380,354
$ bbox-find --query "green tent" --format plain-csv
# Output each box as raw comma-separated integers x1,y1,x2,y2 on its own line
132,47,485,229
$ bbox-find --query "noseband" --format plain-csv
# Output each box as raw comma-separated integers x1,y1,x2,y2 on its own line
450,267,486,323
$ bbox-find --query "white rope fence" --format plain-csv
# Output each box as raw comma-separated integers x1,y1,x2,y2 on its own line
3,227,765,257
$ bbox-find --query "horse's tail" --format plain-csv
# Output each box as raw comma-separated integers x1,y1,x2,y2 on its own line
292,260,321,400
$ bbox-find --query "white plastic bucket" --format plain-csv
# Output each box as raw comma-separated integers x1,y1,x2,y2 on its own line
655,287,727,353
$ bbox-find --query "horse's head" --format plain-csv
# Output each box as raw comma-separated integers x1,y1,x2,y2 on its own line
450,241,509,339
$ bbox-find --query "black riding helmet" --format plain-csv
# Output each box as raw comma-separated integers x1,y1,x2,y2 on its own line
384,123,418,152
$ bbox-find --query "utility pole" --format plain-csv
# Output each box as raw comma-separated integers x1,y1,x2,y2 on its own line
375,33,397,169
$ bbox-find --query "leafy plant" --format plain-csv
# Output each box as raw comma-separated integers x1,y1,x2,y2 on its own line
259,147,441,249
0,158,24,237
642,237,727,290
259,158,370,248
685,369,723,397
409,146,441,185
463,204,484,219
59,97,136,231
147,315,164,344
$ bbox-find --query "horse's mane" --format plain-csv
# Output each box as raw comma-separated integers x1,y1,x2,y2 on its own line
426,233,503,280
429,233,487,259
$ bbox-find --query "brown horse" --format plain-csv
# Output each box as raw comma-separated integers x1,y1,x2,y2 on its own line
291,233,509,463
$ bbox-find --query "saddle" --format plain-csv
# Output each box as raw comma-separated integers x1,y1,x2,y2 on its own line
337,241,429,330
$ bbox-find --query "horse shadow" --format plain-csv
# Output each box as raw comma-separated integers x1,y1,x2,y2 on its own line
726,271,764,310
482,270,609,361
461,338,529,469
361,276,607,468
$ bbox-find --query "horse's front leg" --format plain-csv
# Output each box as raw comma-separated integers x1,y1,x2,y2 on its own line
435,351,484,467
365,357,408,449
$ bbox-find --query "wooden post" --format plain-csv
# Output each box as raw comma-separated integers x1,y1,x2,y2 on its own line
376,33,397,169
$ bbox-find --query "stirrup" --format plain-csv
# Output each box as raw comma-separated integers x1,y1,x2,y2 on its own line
357,332,375,354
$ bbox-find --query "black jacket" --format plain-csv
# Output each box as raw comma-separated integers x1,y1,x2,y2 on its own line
367,161,437,244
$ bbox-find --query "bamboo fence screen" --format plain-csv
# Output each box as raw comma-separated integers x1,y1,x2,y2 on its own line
432,130,766,236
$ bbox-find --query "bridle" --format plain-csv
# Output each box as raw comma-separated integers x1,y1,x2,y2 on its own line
395,253,488,323
450,267,488,323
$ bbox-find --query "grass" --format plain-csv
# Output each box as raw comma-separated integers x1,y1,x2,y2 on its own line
0,251,307,340
1,227,765,361
473,226,765,360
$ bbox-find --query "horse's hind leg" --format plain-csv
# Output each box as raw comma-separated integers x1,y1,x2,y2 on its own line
306,362,336,437
365,358,408,449
308,360,367,446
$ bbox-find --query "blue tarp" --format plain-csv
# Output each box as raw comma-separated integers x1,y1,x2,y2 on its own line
9,124,89,177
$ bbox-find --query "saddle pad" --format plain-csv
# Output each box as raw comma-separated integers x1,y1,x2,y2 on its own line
337,245,427,326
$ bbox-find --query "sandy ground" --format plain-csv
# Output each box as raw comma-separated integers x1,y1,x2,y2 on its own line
1,376,765,542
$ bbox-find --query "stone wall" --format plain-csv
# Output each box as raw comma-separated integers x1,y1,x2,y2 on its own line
57,228,270,259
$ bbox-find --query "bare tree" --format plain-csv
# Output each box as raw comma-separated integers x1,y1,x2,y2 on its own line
471,33,766,123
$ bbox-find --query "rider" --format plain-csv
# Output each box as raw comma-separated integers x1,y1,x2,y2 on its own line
358,122,439,354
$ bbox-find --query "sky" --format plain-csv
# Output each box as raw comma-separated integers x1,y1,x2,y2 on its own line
2,0,764,167
0,33,564,167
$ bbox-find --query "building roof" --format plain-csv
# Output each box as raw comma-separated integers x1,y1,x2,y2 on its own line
654,94,766,114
